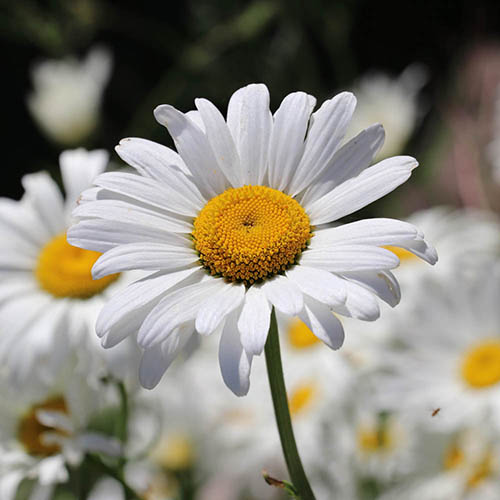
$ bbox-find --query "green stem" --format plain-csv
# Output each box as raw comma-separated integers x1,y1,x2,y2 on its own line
116,381,131,499
87,454,141,500
264,309,316,500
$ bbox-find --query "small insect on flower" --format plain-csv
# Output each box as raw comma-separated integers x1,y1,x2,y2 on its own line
432,408,441,417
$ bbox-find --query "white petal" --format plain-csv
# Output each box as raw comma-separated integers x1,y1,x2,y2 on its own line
268,92,316,191
73,198,191,235
226,83,272,185
116,136,190,174
391,239,438,265
67,218,190,253
138,278,224,348
286,265,346,307
0,470,24,500
341,270,401,307
36,410,74,434
94,171,200,217
307,156,417,225
115,138,204,209
0,251,36,270
0,198,50,249
301,124,385,207
92,242,198,278
333,280,380,321
310,218,419,248
96,268,202,338
301,245,399,272
219,309,252,396
261,275,303,315
299,296,345,349
36,455,68,485
22,172,65,235
237,285,270,355
139,325,194,389
185,110,205,131
195,98,242,187
60,149,109,211
289,92,357,195
195,282,246,335
154,104,228,198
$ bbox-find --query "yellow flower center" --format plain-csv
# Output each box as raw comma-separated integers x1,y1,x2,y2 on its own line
192,185,312,284
288,381,318,417
151,434,194,471
357,424,394,453
383,245,417,263
443,443,495,489
287,319,321,349
17,395,68,456
444,444,465,470
36,233,119,299
461,340,500,389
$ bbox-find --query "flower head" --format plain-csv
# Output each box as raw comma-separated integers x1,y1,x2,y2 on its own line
69,83,437,395
27,47,112,145
0,149,137,386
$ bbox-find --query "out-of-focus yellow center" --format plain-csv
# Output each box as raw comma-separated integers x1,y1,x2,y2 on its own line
193,186,311,284
288,319,320,349
17,395,68,456
444,444,465,470
383,245,417,263
357,424,393,453
288,381,318,417
461,340,500,389
151,434,194,471
443,443,494,489
36,233,119,298
467,455,494,488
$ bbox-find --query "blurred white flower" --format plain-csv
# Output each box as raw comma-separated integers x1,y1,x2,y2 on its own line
27,47,112,145
380,427,500,500
384,207,500,310
68,83,436,395
379,262,500,431
346,65,427,159
0,149,138,387
88,477,124,500
0,358,120,500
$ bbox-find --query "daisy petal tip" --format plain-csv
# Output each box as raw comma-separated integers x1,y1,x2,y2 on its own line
139,370,162,391
153,104,175,125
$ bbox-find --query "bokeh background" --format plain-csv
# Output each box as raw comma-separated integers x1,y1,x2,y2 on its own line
3,0,500,209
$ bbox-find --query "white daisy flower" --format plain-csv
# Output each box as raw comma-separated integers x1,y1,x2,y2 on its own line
27,47,112,146
0,358,121,500
0,148,137,386
379,262,500,431
387,207,500,286
68,83,436,395
379,427,500,500
345,65,427,159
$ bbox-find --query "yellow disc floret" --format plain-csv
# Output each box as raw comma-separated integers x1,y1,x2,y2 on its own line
357,423,394,454
287,319,321,349
36,233,119,299
461,340,500,389
383,245,417,263
288,381,318,417
18,395,68,456
192,185,312,284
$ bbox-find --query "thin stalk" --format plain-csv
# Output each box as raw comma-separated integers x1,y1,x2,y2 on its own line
87,454,140,500
264,308,316,500
116,380,131,499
